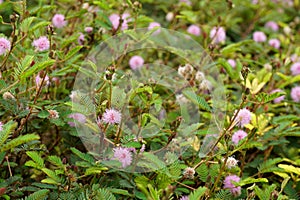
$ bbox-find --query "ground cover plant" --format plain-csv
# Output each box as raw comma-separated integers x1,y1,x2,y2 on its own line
0,0,300,199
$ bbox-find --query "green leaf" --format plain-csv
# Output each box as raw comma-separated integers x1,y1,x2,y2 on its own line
109,188,133,197
48,156,63,167
41,168,61,183
26,151,44,168
64,46,83,61
21,59,55,80
189,186,207,200
182,90,211,111
41,178,60,185
20,17,36,33
0,121,17,146
25,189,49,200
37,110,50,118
278,164,300,175
0,134,40,152
70,147,95,164
237,177,268,186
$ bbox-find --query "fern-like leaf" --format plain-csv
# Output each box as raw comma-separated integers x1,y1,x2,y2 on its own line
25,189,49,200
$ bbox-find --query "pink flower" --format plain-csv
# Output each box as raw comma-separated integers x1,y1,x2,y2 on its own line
148,22,161,35
179,196,189,200
270,89,285,103
223,175,241,196
35,73,50,87
187,25,201,36
0,37,11,55
291,86,300,102
129,55,144,70
0,121,3,131
265,21,279,32
0,0,3,4
268,38,280,49
109,13,131,30
84,26,93,33
235,108,252,127
232,130,248,145
112,147,132,168
68,113,86,127
209,27,226,44
78,33,85,45
52,14,67,28
290,54,300,62
290,62,300,76
32,36,50,51
253,31,267,42
102,108,121,124
227,59,236,68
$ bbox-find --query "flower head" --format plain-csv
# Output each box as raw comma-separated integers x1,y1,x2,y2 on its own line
52,14,67,28
227,59,236,68
179,196,189,200
129,55,144,70
48,109,59,119
291,86,300,102
109,13,131,30
210,27,226,44
270,89,285,103
102,108,122,124
35,73,50,87
235,108,252,127
268,38,280,49
166,12,174,22
68,113,86,127
253,31,267,42
187,25,201,36
232,130,248,145
290,62,300,76
183,167,195,179
222,156,239,169
78,33,85,45
265,21,279,31
32,36,50,52
148,22,161,34
0,122,3,132
84,26,93,33
112,147,132,168
223,175,241,196
0,37,11,55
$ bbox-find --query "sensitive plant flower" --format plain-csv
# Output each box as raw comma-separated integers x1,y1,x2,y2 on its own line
84,26,93,33
68,113,86,127
227,59,236,68
109,13,131,30
199,79,212,91
129,55,144,70
183,167,195,179
69,91,77,100
77,33,85,45
32,36,50,52
48,109,59,119
235,108,252,127
179,196,189,200
187,25,201,36
253,31,267,42
223,175,241,196
0,37,11,55
270,89,285,103
291,86,300,102
232,130,248,145
52,14,67,28
290,62,300,76
35,73,50,88
148,22,161,34
112,147,132,168
140,144,146,153
165,12,174,22
265,21,279,31
210,26,226,44
222,156,239,169
195,71,205,82
102,108,122,124
268,38,280,49
0,122,3,132
3,92,15,100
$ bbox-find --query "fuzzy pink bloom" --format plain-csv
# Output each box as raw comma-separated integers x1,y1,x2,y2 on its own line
129,55,144,70
179,196,189,200
223,175,241,196
52,14,67,28
0,37,11,55
290,62,300,76
227,59,236,68
290,54,300,62
268,38,280,49
252,0,259,4
179,0,191,6
102,108,121,124
84,26,93,33
210,27,226,44
187,25,201,36
270,89,285,103
235,108,252,127
265,21,279,31
35,73,50,87
232,130,248,145
0,121,3,131
0,0,3,4
78,33,85,45
68,113,86,127
109,13,131,30
291,86,300,102
32,36,50,51
253,31,267,42
148,22,161,35
113,147,132,168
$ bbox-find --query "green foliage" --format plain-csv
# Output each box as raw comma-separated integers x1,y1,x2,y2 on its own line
254,184,276,200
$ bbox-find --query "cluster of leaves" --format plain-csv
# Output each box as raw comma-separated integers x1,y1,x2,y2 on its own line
0,0,299,199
